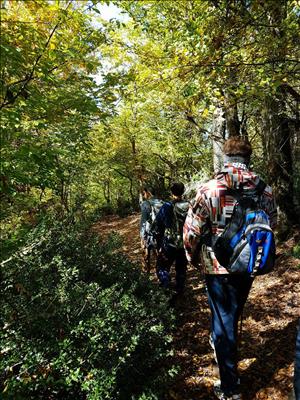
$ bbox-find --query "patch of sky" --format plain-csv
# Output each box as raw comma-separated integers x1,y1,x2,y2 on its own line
90,2,129,28
89,2,130,85
98,3,129,22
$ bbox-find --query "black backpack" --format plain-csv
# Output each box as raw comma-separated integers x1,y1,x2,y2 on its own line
212,180,276,276
165,200,190,248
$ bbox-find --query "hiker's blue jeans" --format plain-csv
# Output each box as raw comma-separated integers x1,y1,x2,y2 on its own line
205,274,254,396
295,319,300,400
156,245,187,293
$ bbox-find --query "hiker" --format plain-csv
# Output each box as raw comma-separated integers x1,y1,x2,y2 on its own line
183,137,277,400
155,182,189,297
140,187,164,272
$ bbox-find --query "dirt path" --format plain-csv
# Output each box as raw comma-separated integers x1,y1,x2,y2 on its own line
94,214,300,400
93,213,142,263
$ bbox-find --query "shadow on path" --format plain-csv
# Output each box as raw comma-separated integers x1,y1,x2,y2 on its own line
94,214,299,400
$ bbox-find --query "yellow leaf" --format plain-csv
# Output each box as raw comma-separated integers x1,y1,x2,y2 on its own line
49,42,56,50
202,108,209,118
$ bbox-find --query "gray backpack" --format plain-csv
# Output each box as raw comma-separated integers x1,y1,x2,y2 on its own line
145,199,164,248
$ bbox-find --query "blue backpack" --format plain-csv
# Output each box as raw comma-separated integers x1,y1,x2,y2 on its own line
213,180,276,276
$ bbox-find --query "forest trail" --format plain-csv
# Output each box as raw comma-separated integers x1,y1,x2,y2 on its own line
93,213,142,263
93,214,300,400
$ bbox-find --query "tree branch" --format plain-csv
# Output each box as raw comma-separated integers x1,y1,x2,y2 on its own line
280,83,300,102
153,153,176,169
0,1,73,110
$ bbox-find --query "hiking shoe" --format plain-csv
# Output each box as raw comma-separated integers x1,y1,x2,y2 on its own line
157,270,170,288
213,381,242,400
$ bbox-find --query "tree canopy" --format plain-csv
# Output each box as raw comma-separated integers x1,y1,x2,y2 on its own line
1,0,299,226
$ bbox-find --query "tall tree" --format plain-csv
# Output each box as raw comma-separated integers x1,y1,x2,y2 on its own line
113,0,300,223
0,0,105,214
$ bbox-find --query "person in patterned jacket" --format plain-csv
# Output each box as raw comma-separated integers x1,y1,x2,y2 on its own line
183,137,277,400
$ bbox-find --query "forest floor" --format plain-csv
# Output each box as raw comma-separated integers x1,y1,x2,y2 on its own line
93,213,300,400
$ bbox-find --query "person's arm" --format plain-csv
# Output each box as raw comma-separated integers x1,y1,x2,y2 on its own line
183,189,210,266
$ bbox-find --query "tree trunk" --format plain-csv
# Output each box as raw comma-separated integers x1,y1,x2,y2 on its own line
262,94,296,228
224,99,240,138
212,107,226,172
59,180,67,212
129,178,135,205
103,179,110,204
291,110,300,219
261,1,298,228
224,71,241,138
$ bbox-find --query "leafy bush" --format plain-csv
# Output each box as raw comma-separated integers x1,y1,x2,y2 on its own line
0,213,33,262
0,219,176,399
292,243,300,259
116,198,137,218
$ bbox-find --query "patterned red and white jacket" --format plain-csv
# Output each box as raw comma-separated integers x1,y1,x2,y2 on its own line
183,162,277,275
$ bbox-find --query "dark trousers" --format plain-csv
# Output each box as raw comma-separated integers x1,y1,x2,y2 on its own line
156,245,187,293
295,319,300,400
205,274,254,395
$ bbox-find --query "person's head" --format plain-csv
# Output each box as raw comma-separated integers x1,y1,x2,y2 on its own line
170,182,185,198
223,136,252,165
142,187,152,200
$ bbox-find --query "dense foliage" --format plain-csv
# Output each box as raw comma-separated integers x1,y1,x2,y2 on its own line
1,0,104,223
0,218,176,400
99,0,300,224
1,0,299,222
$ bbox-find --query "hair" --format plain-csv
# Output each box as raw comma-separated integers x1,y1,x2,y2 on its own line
143,187,156,196
170,182,185,197
223,136,252,158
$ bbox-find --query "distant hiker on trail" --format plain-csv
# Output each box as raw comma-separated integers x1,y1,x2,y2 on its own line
184,137,277,400
155,182,189,299
140,187,164,273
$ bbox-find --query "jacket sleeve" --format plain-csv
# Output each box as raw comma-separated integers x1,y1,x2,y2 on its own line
183,189,210,263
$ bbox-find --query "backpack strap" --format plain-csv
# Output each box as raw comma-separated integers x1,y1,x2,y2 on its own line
171,200,179,234
255,179,266,195
226,179,266,200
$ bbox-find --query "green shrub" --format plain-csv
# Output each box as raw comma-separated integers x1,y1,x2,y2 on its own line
0,213,33,261
0,219,176,400
292,243,300,259
116,198,137,218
